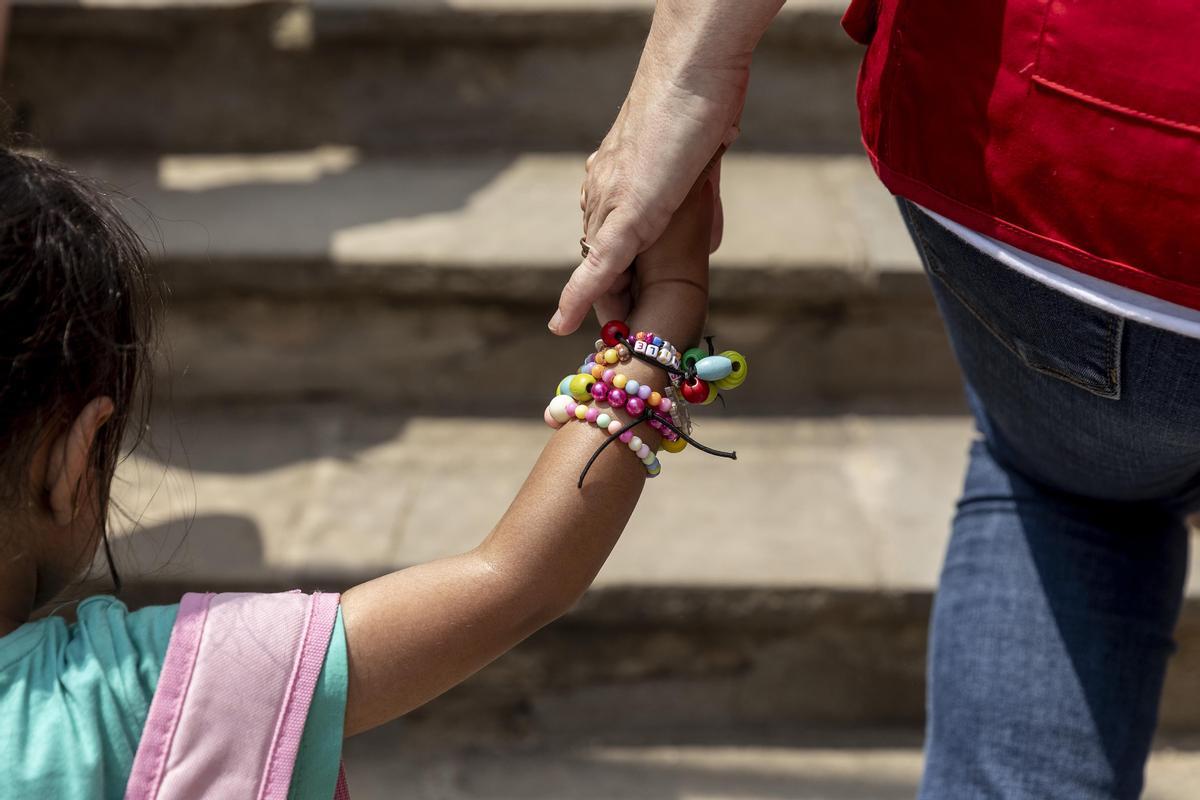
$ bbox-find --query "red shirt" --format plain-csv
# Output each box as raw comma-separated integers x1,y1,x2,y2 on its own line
844,0,1200,309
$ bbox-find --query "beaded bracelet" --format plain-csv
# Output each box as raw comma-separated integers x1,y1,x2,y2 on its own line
544,396,662,477
544,392,735,486
597,321,749,411
558,364,686,440
546,320,748,487
676,347,748,405
595,321,681,370
555,370,685,448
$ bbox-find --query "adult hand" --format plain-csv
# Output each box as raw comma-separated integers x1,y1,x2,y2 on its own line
553,63,744,335
549,0,785,335
626,171,717,348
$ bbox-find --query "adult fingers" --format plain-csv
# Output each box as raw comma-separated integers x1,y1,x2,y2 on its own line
581,150,598,213
551,208,641,335
581,150,600,228
593,269,633,327
708,157,724,253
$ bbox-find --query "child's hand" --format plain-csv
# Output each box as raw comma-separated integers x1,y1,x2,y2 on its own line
624,172,715,347
342,159,719,738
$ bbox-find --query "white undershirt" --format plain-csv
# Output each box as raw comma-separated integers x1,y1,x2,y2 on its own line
921,205,1200,341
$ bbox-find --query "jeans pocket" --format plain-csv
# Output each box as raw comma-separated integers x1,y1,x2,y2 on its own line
901,201,1123,399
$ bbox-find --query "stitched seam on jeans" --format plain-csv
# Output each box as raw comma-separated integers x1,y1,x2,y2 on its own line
1033,74,1200,137
1015,313,1123,399
1106,316,1124,400
908,204,1119,397
907,206,1022,359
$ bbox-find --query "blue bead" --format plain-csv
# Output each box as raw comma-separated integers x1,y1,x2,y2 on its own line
652,336,663,347
558,376,574,396
579,364,593,374
625,379,640,395
695,355,733,381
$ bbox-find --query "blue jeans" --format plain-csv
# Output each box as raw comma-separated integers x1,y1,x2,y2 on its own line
899,201,1192,799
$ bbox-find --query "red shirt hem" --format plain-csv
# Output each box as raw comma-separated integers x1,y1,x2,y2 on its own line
865,142,1200,314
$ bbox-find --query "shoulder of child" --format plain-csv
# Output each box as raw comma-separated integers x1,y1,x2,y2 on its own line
0,597,180,798
65,596,178,696
2,595,182,719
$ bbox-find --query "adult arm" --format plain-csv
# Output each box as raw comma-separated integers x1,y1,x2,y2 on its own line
549,0,784,335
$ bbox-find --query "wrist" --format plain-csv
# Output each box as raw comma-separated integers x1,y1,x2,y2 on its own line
628,283,708,349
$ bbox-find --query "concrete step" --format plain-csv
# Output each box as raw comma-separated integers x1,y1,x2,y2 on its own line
70,150,960,411
7,0,862,154
104,407,1200,732
4,0,859,154
340,730,1200,800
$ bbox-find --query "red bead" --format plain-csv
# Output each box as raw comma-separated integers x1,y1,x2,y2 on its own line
601,320,630,347
680,377,711,405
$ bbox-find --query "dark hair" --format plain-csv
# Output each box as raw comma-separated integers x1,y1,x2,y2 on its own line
0,148,159,579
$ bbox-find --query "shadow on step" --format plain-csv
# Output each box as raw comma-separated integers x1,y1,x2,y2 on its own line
108,577,1200,739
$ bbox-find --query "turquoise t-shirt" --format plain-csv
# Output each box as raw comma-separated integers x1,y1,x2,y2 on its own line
0,595,347,799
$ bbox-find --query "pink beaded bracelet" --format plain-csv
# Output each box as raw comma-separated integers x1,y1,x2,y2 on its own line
587,367,680,439
559,361,689,443
544,396,662,477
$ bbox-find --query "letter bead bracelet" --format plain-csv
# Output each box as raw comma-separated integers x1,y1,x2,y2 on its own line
544,320,750,486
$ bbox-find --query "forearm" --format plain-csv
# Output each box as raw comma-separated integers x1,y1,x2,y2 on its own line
475,293,706,613
643,0,785,73
341,291,705,735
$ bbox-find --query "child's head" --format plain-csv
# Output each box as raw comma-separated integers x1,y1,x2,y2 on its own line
0,149,157,604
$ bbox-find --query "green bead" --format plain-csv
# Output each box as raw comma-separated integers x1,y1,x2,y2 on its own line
569,373,596,401
714,350,747,390
662,437,687,454
682,347,708,372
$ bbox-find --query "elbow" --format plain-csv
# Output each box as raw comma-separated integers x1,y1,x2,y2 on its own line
472,548,589,634
507,571,588,635
528,585,586,630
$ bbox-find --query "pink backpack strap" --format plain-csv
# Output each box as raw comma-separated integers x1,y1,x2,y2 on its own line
334,764,351,800
126,591,342,800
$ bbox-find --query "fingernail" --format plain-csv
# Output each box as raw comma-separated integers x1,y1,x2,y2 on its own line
548,310,563,333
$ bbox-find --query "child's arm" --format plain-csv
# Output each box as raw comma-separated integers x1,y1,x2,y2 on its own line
339,179,714,736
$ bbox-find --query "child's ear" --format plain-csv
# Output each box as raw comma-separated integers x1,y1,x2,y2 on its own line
45,397,115,527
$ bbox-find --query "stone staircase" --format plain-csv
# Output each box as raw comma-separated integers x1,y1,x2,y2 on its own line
339,730,1200,800
10,0,1200,784
6,0,862,154
71,150,959,413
